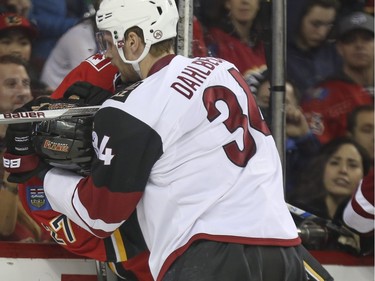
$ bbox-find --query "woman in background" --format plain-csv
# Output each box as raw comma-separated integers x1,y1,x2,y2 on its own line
288,137,371,253
289,137,370,220
201,0,268,94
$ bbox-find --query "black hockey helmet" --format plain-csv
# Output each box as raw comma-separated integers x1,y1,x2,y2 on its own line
32,116,94,175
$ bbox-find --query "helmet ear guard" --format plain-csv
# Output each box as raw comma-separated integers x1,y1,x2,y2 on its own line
32,117,94,176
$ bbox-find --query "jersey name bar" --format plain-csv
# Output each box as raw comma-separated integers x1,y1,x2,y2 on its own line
171,57,224,99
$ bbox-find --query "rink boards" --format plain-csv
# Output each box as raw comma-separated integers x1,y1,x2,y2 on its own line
0,243,373,281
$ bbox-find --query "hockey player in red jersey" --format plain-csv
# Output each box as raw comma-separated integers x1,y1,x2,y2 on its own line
5,1,311,280
14,53,152,280
50,53,118,99
20,176,152,280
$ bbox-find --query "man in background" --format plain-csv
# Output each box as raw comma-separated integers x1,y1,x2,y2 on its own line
302,11,374,144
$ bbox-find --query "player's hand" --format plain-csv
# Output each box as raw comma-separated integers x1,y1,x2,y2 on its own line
3,100,51,183
63,81,112,105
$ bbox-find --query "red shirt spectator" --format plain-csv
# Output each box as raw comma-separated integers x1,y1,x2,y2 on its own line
302,76,373,144
302,12,374,144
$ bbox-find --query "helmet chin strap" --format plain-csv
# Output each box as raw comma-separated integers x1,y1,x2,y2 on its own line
117,41,152,79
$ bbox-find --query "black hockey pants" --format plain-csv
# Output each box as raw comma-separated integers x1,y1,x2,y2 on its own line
162,240,308,281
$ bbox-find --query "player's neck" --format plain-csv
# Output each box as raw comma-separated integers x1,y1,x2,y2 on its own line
141,50,175,78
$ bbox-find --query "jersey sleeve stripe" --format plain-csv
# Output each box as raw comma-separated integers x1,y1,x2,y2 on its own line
44,168,93,234
353,187,375,218
72,192,124,236
343,202,374,233
112,228,128,261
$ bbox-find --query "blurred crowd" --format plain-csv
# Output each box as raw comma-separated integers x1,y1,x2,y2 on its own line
0,0,373,259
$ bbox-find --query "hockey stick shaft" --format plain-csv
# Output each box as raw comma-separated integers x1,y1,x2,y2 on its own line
287,203,318,220
287,203,353,236
0,106,101,124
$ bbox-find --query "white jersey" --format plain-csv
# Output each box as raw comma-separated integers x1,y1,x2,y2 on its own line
44,55,300,281
343,168,374,234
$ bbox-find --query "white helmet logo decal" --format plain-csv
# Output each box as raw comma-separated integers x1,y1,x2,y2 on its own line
153,30,163,40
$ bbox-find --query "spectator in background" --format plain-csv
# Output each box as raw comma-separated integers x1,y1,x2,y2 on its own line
0,55,49,242
0,172,47,242
288,136,371,252
28,0,89,76
337,0,373,17
289,137,370,222
364,0,374,15
0,54,31,226
0,55,32,117
0,0,31,17
0,12,50,98
40,1,100,90
192,15,208,57
200,0,268,93
286,0,342,99
335,11,374,95
347,104,374,159
302,11,374,144
0,12,35,62
256,77,320,194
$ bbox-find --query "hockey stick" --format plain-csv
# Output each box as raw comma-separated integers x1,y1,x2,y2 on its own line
95,260,108,281
299,245,334,281
287,203,354,237
0,105,101,124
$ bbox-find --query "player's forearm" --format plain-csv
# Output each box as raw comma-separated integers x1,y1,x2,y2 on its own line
43,167,133,238
43,168,95,234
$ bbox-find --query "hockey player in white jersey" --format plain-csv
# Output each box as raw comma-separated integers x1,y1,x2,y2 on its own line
4,0,308,280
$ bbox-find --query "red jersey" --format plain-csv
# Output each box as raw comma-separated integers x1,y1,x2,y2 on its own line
0,221,49,242
206,27,267,92
192,16,208,57
20,177,152,280
51,54,118,99
18,53,153,280
302,77,373,144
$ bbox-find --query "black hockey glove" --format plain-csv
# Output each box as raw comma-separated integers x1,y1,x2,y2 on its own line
3,97,84,183
3,100,51,183
63,81,113,105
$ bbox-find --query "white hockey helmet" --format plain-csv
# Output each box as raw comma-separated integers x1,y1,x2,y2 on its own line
96,0,179,71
